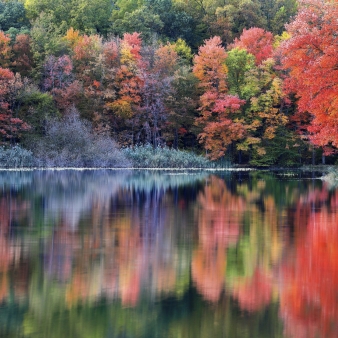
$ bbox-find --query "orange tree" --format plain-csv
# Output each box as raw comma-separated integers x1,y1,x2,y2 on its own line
193,36,246,160
279,0,338,152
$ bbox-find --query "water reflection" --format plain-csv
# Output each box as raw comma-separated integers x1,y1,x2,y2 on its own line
192,176,242,302
0,170,337,337
280,206,338,338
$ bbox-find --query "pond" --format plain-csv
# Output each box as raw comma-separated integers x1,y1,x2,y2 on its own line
0,169,337,338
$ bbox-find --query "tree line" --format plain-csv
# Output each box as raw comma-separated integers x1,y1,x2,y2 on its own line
0,0,337,166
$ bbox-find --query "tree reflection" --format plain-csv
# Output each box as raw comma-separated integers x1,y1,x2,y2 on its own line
0,195,24,303
225,176,289,313
0,170,337,337
45,182,193,309
280,207,338,338
231,268,272,312
192,176,244,302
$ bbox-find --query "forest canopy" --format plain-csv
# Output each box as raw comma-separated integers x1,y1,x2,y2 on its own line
0,0,337,166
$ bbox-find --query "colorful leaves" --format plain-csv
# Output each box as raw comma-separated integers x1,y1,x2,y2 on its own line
193,36,228,93
197,92,246,160
43,55,73,91
279,0,338,148
11,34,33,76
231,27,274,65
0,67,29,141
0,31,11,68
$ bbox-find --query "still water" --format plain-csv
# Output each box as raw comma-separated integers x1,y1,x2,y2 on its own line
0,169,337,338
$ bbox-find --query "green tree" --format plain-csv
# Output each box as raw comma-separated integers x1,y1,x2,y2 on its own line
112,0,197,45
112,0,144,20
173,38,193,65
225,48,255,98
0,0,29,32
16,85,59,145
258,0,297,34
144,0,195,42
25,0,72,26
69,0,114,35
25,0,114,36
30,12,69,78
112,6,163,41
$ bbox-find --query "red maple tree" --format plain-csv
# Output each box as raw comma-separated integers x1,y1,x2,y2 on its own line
231,27,274,65
279,0,338,151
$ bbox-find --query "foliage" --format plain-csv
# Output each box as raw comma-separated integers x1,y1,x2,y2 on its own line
29,12,69,77
0,0,333,166
193,36,245,160
16,85,59,145
279,0,338,151
174,0,297,44
173,38,193,64
0,0,29,32
230,27,274,65
259,0,298,34
112,0,196,44
225,51,290,164
69,0,114,35
225,47,255,98
193,36,227,92
122,144,212,168
166,65,199,149
248,130,302,167
25,0,114,36
43,55,73,91
212,0,268,44
0,67,30,143
11,34,34,76
134,44,176,147
0,31,11,68
112,6,164,41
196,93,246,160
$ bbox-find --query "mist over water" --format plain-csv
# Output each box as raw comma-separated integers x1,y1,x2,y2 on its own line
0,170,337,337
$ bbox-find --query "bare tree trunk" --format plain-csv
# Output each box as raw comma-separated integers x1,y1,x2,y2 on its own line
312,146,315,165
174,128,178,150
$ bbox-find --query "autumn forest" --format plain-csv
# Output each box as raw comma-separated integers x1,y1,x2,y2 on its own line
0,0,338,166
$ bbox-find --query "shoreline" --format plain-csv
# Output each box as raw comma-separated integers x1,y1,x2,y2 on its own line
0,165,336,172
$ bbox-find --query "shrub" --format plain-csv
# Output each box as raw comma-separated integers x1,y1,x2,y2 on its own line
122,144,214,168
30,110,130,168
0,145,37,168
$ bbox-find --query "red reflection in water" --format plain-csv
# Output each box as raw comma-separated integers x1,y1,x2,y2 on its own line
280,208,338,338
232,268,272,312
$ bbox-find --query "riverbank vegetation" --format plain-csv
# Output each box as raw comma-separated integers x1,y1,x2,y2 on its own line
0,0,337,167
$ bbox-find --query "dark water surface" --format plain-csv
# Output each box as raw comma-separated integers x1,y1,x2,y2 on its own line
0,169,337,338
